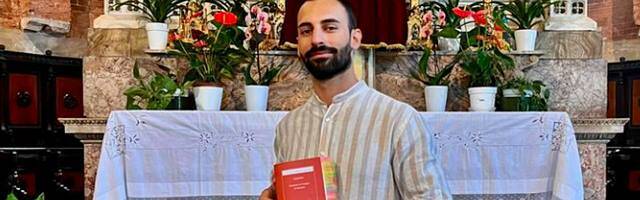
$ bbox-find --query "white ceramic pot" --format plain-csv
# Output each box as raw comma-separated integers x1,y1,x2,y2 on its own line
245,85,269,111
193,86,223,111
425,85,448,112
145,22,169,50
437,37,461,52
468,87,497,112
514,29,537,52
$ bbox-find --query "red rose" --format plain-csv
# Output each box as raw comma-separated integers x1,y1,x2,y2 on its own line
168,32,183,42
213,11,238,26
452,7,473,19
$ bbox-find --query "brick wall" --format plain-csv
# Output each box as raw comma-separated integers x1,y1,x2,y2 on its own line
30,0,71,22
612,0,639,40
70,0,90,38
589,0,614,39
0,0,30,29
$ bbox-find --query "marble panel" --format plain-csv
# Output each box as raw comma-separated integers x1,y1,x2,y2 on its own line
578,143,607,200
87,28,133,57
524,59,607,118
84,143,102,200
537,31,603,59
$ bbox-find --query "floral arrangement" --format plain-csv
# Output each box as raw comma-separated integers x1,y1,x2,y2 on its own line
409,10,455,86
451,0,515,87
168,0,251,84
242,1,285,86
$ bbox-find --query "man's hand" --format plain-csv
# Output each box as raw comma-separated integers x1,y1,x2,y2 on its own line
259,185,276,200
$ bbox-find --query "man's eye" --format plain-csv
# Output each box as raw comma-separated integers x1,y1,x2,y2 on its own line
325,26,338,31
299,29,312,36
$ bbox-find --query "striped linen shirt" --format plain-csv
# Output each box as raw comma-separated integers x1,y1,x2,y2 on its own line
275,81,451,199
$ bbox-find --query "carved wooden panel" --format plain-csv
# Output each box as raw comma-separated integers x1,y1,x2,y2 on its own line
55,77,83,118
8,73,39,125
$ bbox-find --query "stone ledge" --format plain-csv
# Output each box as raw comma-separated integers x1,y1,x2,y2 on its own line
572,118,629,142
59,118,107,144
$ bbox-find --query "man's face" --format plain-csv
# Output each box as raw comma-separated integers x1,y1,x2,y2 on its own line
296,0,360,80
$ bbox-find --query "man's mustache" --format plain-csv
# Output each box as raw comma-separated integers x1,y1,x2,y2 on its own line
304,46,338,59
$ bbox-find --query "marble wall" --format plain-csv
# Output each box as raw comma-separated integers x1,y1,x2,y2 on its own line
83,28,608,119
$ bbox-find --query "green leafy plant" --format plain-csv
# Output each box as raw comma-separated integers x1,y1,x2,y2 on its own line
500,76,549,111
452,1,515,87
112,0,187,22
501,0,558,30
409,48,456,86
169,0,251,84
124,63,194,110
5,192,44,200
243,1,285,86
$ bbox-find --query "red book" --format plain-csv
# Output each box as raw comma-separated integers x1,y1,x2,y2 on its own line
274,156,338,200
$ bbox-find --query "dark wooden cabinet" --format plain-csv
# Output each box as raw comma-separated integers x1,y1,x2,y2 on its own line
607,60,640,199
0,50,84,199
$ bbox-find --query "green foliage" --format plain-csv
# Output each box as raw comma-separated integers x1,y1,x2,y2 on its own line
124,63,194,110
458,47,515,87
501,0,559,29
409,48,456,86
243,59,286,86
112,0,187,22
501,76,550,111
5,192,44,200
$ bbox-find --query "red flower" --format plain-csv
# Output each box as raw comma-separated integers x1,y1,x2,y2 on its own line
213,11,238,26
471,10,487,25
194,40,208,48
168,32,183,42
495,24,504,32
452,7,473,18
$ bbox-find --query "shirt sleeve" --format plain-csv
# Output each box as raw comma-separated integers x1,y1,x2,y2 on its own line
392,109,452,200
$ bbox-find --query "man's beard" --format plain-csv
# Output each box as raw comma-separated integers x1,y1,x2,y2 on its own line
301,44,352,81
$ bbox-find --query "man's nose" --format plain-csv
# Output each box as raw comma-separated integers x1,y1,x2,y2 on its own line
311,30,326,46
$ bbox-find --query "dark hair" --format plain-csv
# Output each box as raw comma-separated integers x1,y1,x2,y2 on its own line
337,0,357,30
304,0,357,30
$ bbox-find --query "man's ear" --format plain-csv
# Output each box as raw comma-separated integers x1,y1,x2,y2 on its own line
350,28,362,49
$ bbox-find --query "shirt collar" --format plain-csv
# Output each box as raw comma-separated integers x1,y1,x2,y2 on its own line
309,81,368,106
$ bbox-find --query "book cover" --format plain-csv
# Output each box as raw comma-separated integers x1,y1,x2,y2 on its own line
274,156,338,200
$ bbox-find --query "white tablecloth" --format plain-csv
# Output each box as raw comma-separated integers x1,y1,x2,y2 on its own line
93,111,583,200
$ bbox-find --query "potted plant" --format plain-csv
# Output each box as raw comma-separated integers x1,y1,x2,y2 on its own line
113,0,187,50
169,0,251,111
242,2,284,111
408,15,455,112
414,0,464,52
452,1,515,112
123,63,194,110
501,0,558,51
410,48,455,111
500,77,549,111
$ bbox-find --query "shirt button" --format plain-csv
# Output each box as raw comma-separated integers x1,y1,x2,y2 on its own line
325,118,331,122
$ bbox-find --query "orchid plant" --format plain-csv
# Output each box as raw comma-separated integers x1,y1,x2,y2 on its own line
168,0,251,84
451,0,515,87
409,10,456,86
413,0,463,39
242,1,285,86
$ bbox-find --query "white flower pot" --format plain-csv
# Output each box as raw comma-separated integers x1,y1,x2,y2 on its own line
425,86,448,112
145,22,169,50
468,87,497,112
193,86,223,111
245,85,269,111
514,29,537,52
437,37,461,52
